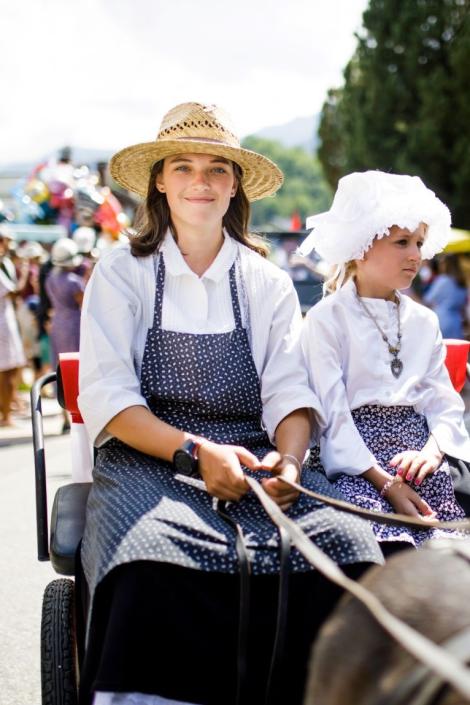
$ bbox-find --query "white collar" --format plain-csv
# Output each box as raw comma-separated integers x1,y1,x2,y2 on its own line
160,228,237,283
342,277,403,309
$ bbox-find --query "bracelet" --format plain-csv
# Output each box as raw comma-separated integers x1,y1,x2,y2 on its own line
380,476,403,498
282,454,302,475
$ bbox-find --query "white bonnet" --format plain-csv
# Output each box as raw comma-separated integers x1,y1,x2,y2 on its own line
299,170,451,265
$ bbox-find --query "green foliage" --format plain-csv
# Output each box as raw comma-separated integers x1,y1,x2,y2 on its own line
241,136,332,228
318,0,470,227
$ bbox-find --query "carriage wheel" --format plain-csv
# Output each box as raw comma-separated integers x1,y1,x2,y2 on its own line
41,578,78,705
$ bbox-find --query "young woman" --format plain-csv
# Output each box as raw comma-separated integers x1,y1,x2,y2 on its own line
301,170,470,554
77,103,382,705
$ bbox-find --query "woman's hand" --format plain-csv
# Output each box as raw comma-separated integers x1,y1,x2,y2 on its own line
385,480,437,522
198,441,260,502
259,450,301,510
389,447,443,486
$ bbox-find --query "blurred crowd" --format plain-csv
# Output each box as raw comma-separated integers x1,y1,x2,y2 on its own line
0,148,134,429
418,254,469,340
1,147,469,428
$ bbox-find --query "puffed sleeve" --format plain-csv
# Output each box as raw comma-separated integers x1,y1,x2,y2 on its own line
78,251,149,446
417,319,470,461
260,274,325,443
301,306,377,479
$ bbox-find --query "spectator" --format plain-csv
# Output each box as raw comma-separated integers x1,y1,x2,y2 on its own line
0,226,27,426
45,238,85,432
423,254,468,339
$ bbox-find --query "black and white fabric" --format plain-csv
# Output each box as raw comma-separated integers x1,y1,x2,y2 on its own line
310,405,465,546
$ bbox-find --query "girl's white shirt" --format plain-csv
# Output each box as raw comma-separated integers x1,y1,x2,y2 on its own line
302,277,470,480
78,230,323,447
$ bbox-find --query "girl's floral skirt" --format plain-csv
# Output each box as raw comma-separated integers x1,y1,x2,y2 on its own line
311,406,466,547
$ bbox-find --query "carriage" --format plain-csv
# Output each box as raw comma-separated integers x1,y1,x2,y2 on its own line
31,347,470,705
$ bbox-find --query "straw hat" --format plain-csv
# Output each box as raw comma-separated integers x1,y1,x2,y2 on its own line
110,102,283,202
51,238,83,268
300,170,451,265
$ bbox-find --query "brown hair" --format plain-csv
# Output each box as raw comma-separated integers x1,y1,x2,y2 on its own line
130,160,268,258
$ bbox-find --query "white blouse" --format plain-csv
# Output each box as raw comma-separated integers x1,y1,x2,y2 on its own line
302,278,470,479
78,231,323,446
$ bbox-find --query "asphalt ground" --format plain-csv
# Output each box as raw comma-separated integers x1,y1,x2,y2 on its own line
0,392,70,705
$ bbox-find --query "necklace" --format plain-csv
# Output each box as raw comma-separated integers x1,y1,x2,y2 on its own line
356,293,403,378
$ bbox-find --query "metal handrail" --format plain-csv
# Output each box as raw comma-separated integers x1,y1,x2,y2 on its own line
30,371,56,562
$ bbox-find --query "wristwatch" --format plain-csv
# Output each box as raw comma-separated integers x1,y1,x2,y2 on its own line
173,439,203,477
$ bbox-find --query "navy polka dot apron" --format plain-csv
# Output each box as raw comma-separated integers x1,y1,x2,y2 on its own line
81,254,382,604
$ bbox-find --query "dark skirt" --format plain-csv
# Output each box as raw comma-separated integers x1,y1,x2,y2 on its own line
78,560,370,705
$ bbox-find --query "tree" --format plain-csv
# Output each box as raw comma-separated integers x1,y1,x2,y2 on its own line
241,136,332,228
318,0,470,227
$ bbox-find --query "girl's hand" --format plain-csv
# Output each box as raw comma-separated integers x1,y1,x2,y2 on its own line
198,441,260,502
386,480,438,522
259,450,300,510
389,448,443,486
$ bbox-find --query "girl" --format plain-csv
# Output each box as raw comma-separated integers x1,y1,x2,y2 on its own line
300,170,470,553
77,104,382,705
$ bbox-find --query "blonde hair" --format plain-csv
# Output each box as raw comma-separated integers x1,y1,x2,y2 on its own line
323,261,356,295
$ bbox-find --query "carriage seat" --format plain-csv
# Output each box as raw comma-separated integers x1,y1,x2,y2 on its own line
50,482,91,575
49,353,92,576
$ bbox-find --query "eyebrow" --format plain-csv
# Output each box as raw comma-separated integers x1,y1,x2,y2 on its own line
390,231,423,239
168,156,230,164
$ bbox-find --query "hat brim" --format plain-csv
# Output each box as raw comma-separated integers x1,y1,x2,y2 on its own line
109,139,283,202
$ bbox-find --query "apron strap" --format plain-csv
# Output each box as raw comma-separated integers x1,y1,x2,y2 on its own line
229,262,244,330
152,254,165,330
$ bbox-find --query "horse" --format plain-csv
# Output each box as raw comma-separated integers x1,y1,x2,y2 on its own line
304,541,470,705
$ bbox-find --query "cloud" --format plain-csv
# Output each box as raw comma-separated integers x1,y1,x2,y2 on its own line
0,0,368,165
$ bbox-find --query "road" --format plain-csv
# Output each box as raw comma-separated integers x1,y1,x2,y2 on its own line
0,424,71,705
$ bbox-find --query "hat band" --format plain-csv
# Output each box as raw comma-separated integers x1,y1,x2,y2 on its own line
158,135,240,148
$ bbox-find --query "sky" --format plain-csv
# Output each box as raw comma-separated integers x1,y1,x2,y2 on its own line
0,0,369,167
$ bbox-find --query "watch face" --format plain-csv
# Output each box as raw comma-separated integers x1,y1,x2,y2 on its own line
173,448,198,476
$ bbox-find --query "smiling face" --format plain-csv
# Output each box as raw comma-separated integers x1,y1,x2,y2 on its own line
355,223,427,299
155,153,238,232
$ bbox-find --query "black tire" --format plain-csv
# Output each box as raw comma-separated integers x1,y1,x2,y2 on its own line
41,578,78,705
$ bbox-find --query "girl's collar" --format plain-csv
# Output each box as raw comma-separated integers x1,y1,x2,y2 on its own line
343,277,401,307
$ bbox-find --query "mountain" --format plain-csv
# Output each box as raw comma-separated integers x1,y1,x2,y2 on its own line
0,147,114,176
0,116,319,176
251,114,319,152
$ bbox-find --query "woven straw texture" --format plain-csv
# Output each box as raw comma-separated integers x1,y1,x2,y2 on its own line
110,103,283,202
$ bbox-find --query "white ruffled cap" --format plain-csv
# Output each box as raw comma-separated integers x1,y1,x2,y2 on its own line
299,170,451,265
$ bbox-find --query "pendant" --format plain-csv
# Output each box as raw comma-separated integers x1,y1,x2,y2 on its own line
391,358,403,378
